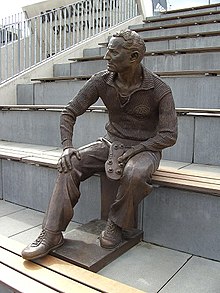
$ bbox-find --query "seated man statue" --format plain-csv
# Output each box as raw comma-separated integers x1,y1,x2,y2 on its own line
22,29,177,260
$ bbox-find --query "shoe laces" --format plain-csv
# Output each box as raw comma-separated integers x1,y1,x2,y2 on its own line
32,230,46,247
106,220,118,235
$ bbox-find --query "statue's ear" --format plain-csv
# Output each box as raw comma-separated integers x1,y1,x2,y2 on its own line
130,51,139,62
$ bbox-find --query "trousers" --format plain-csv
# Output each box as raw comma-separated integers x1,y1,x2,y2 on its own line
42,139,161,232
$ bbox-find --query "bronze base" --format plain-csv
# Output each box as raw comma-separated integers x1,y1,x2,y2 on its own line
51,219,143,272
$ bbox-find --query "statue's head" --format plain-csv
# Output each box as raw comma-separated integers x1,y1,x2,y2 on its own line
104,29,146,73
112,29,146,62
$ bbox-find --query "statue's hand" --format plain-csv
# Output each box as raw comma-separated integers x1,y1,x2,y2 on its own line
118,144,145,163
57,147,81,173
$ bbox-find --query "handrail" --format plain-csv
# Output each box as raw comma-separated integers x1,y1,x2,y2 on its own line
0,0,140,84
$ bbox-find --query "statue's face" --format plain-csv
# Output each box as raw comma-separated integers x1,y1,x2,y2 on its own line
104,37,132,73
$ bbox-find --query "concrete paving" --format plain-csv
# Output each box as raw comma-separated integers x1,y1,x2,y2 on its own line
0,199,220,293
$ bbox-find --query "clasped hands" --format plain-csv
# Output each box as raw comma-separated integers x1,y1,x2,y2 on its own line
58,144,145,173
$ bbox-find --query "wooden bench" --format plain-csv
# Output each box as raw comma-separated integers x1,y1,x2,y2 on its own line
0,235,145,293
0,139,219,197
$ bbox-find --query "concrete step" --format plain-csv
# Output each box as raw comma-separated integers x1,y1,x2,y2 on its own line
20,74,220,109
137,22,220,40
131,13,220,31
54,52,220,77
0,108,219,166
82,35,220,56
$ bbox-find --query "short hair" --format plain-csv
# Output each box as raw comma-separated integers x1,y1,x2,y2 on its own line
112,29,146,57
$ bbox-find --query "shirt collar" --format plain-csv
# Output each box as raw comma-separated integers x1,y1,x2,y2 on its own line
104,65,155,91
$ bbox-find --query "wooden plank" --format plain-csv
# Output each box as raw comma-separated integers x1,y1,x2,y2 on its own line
0,104,107,112
152,175,220,196
135,19,220,32
0,247,99,293
31,75,91,82
153,170,220,185
0,235,146,293
0,263,58,293
30,71,220,83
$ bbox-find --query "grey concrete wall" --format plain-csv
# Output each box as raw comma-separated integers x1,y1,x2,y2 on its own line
144,52,220,73
144,36,220,53
34,80,86,105
2,160,101,224
0,111,107,148
17,84,34,105
163,76,220,108
143,187,220,261
194,116,220,166
0,111,61,147
69,60,107,77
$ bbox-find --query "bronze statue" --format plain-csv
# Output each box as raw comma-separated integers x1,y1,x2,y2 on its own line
22,29,177,260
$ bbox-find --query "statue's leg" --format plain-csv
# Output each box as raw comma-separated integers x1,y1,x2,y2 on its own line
22,140,109,260
100,150,161,249
43,140,109,232
109,151,161,229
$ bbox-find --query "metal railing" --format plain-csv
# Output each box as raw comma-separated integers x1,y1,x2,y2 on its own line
0,0,140,83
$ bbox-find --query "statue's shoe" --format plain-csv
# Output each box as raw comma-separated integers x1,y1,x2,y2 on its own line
21,229,64,260
100,219,122,249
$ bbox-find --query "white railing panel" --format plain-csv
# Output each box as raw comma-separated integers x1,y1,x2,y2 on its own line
0,0,140,84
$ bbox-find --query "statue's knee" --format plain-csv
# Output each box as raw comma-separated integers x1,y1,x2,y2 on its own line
123,164,143,185
123,162,152,186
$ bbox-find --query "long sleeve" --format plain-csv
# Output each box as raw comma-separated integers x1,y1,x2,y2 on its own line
60,75,100,149
140,92,178,152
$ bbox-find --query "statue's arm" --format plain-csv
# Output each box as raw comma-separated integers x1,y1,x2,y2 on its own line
140,91,178,152
58,75,100,172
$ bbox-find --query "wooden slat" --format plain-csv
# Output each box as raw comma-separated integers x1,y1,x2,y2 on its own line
0,263,58,293
0,236,145,293
0,247,99,293
30,71,220,84
154,170,220,185
152,175,220,196
31,75,91,82
135,19,220,32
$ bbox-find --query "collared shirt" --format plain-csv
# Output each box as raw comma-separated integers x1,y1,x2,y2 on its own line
60,66,177,152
